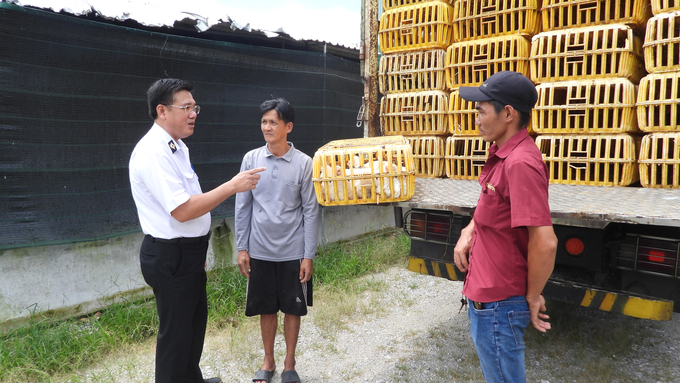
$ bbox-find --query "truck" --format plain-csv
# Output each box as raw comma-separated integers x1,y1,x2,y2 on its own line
359,0,680,321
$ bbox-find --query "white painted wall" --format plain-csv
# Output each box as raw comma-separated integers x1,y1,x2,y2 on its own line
0,205,396,329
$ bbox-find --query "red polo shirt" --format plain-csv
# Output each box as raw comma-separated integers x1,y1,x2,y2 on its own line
462,129,553,303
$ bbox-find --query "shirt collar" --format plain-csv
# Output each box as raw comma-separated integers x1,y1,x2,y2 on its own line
264,142,295,162
151,123,187,153
489,129,531,159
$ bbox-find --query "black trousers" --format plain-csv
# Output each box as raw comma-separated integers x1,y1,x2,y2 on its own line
140,234,210,383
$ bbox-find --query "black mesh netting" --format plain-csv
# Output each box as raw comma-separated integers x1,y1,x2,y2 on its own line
0,3,364,249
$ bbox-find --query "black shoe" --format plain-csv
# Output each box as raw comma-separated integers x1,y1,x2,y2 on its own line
204,378,222,383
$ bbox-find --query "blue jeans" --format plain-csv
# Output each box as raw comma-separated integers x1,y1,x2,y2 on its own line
468,295,531,383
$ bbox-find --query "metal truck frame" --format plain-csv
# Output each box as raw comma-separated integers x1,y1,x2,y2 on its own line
360,0,680,321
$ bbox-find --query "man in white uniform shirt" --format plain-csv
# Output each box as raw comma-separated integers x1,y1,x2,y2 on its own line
236,98,320,383
129,78,264,383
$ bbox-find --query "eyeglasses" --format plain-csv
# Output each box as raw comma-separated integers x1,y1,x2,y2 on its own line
165,104,201,115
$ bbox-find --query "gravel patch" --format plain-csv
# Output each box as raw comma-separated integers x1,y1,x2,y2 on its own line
65,266,680,383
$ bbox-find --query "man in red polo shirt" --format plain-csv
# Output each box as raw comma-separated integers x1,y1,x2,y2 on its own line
453,71,558,383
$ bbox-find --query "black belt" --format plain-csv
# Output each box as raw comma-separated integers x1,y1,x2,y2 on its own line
145,232,211,245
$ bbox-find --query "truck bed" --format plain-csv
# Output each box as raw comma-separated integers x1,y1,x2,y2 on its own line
393,178,680,228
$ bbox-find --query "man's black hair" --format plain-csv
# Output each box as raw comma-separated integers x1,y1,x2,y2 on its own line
488,99,531,129
147,78,194,120
260,98,295,124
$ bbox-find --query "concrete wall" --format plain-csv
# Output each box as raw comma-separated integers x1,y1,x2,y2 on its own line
0,205,396,329
319,205,397,245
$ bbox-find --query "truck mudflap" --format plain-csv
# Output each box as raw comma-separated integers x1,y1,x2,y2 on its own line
543,279,673,321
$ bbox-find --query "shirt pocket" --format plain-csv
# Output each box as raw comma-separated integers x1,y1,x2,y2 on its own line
281,181,302,210
183,172,201,195
478,183,499,208
474,184,500,228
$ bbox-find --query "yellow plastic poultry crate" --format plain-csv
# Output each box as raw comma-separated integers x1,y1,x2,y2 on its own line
530,24,645,84
379,2,454,53
540,0,652,32
406,136,446,177
380,91,449,136
639,133,680,188
446,35,531,89
637,72,680,133
536,134,639,186
651,0,680,15
445,136,491,179
312,136,416,206
453,0,541,41
448,90,479,136
383,0,454,10
532,78,639,134
644,12,680,74
378,49,447,94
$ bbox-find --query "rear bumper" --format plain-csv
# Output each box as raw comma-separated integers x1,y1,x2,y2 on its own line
543,278,673,321
407,256,674,321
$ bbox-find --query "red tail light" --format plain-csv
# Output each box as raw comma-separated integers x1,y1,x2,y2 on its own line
424,215,451,242
613,234,680,278
404,211,452,243
408,212,427,239
647,250,666,263
637,237,678,275
430,221,450,240
564,237,585,256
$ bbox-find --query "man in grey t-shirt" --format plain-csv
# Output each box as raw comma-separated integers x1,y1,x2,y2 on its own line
235,98,320,383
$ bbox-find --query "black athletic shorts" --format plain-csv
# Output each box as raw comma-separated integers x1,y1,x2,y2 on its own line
245,258,313,317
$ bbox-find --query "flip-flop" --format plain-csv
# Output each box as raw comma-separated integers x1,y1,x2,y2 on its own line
252,369,274,383
281,370,301,383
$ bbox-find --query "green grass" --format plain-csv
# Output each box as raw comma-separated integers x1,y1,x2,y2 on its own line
0,229,410,382
314,229,409,287
0,299,160,382
206,265,249,329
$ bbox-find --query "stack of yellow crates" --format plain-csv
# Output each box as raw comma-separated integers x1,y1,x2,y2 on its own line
378,0,454,178
530,0,651,186
445,0,540,179
638,7,680,188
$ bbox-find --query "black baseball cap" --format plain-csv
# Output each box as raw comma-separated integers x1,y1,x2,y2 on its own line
458,71,537,113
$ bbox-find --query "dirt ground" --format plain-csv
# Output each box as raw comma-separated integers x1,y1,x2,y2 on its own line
64,266,680,383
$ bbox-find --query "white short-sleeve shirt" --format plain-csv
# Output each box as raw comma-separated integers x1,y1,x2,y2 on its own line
129,123,211,239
